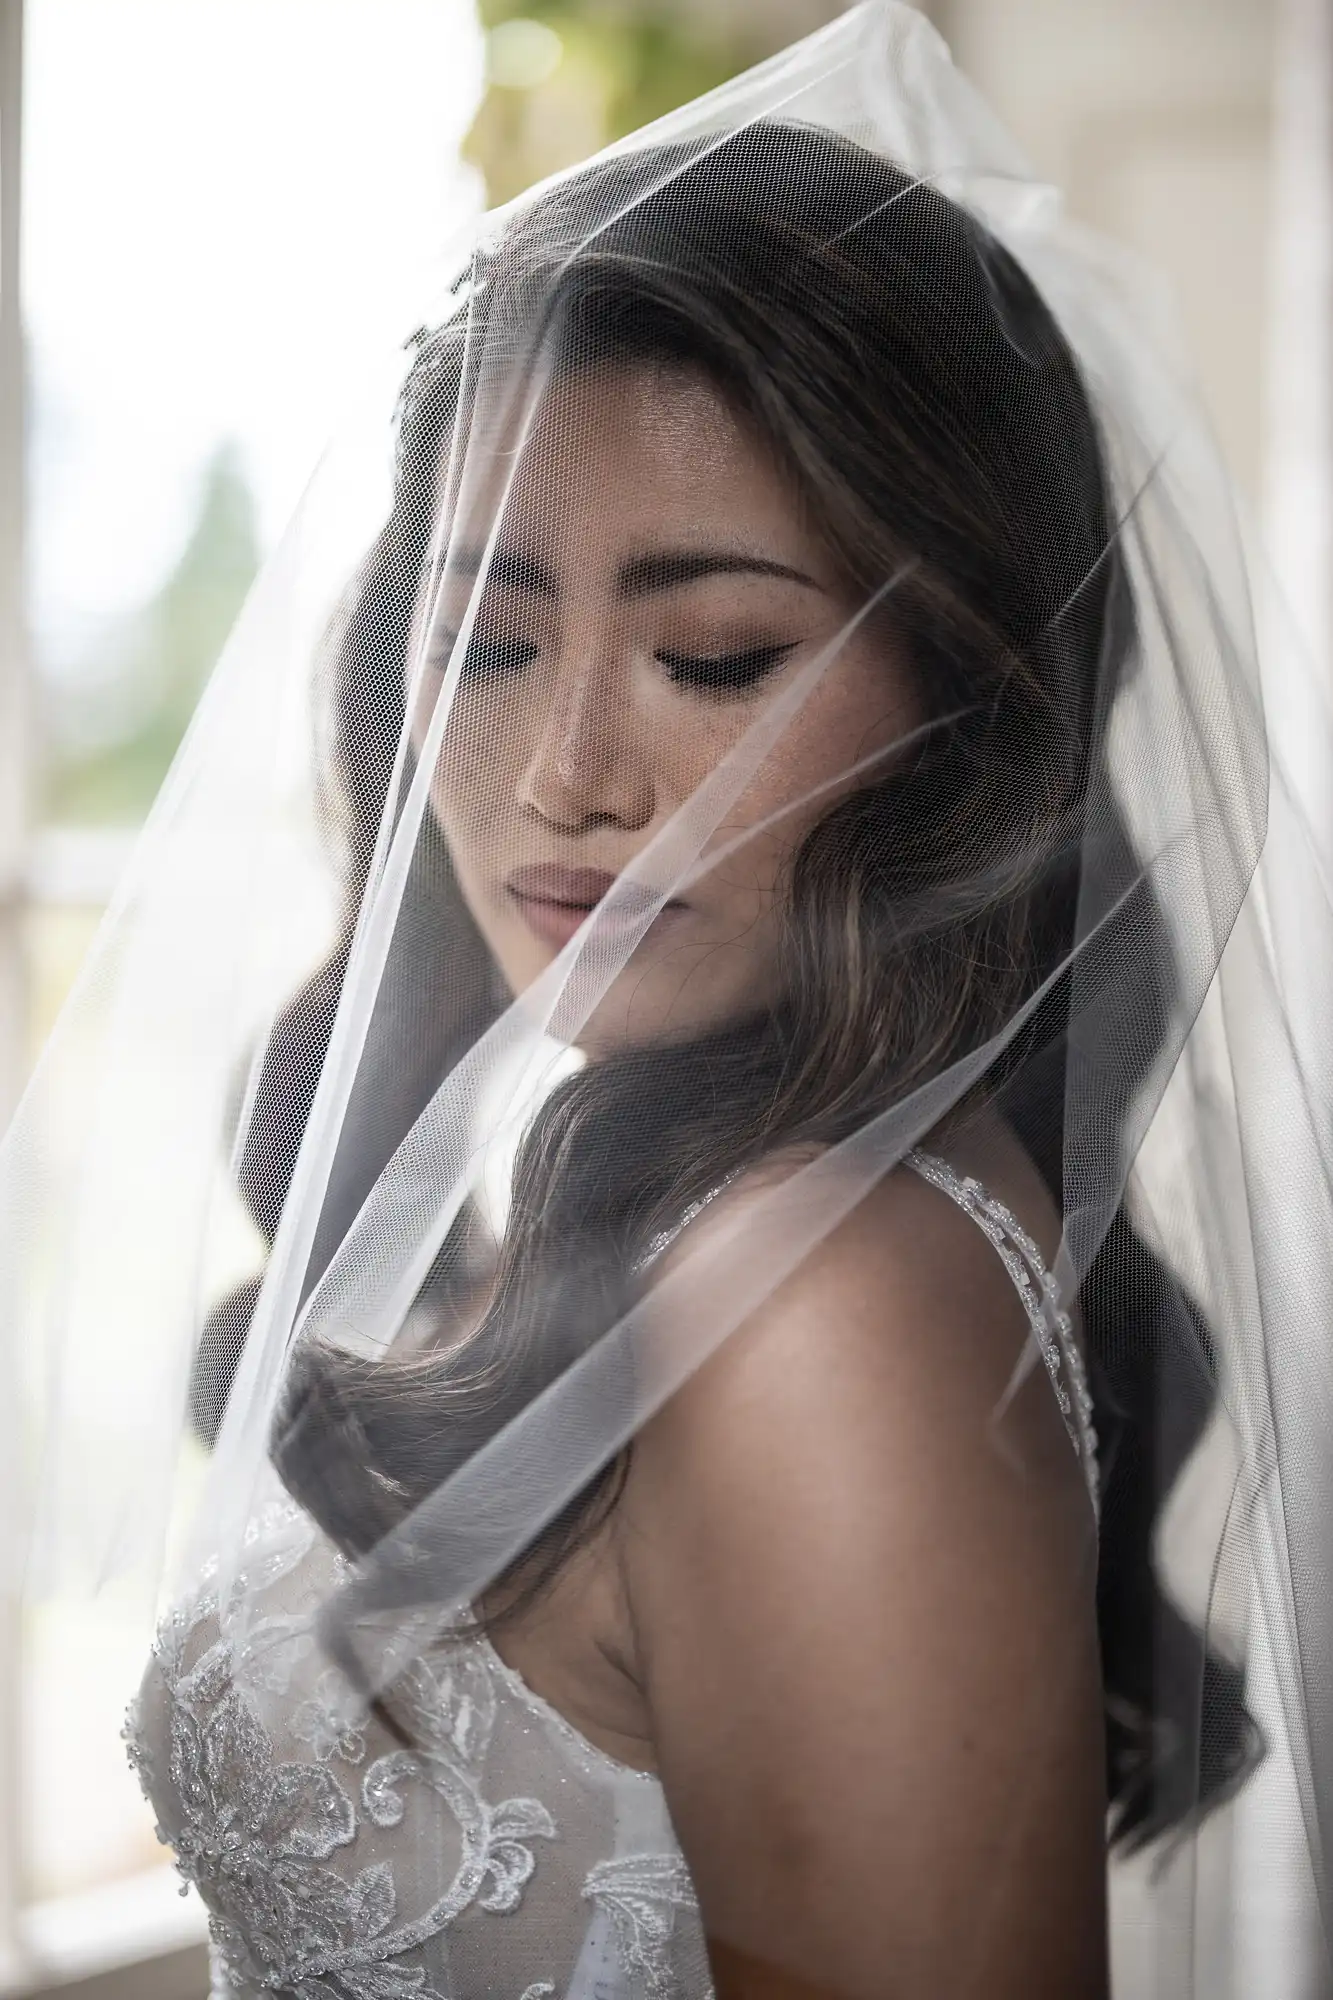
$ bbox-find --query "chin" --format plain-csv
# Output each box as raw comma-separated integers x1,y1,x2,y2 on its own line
482,905,773,1054
573,969,762,1058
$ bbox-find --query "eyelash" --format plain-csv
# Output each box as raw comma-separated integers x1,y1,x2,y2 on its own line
441,633,798,693
455,636,539,677
657,641,799,692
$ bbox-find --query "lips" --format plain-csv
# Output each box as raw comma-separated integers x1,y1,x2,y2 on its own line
505,863,684,950
507,864,620,907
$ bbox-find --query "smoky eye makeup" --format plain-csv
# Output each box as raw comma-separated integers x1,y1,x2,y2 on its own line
654,639,800,693
430,610,803,692
427,599,545,681
455,630,541,679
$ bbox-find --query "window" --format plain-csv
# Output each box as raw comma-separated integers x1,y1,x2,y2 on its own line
0,4,482,1986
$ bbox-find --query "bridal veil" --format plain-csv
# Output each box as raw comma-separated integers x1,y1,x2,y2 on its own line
4,4,1332,1990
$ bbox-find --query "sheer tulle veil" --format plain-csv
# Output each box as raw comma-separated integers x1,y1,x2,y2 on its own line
4,4,1333,1991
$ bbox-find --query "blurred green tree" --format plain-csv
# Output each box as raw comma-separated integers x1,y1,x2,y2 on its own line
44,5,837,826
467,2,799,204
45,442,260,824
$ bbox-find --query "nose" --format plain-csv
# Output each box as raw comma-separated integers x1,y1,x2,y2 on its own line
517,649,655,835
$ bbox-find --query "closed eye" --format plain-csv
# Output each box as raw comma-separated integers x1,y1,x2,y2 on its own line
436,629,540,680
656,641,799,693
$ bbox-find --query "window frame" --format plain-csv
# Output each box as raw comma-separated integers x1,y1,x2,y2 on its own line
0,5,207,1991
1,0,29,1980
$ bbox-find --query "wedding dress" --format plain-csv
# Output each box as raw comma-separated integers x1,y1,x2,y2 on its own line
126,1156,1092,2000
7,4,1333,1992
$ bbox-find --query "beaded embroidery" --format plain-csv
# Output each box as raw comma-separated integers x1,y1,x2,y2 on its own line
905,1150,1099,1509
637,1150,1097,1508
124,1504,702,1997
127,1153,1092,1998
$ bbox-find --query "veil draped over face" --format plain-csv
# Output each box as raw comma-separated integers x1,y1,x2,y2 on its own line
5,4,1333,1992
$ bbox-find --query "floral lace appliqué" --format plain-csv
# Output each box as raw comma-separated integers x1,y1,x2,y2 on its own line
125,1516,559,1998
582,1853,702,2000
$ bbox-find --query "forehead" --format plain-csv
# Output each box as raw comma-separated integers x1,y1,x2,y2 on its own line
451,361,817,575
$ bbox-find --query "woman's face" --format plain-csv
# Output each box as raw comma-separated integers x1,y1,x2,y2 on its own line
420,362,919,1053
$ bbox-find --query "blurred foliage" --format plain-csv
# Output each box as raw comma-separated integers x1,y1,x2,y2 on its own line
466,2,778,204
43,6,814,830
45,444,260,825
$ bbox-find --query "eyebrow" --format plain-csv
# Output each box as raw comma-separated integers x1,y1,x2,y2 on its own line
617,549,823,596
452,545,557,596
451,543,823,600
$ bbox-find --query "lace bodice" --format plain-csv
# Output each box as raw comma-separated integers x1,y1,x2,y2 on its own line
127,1505,706,2000
125,1153,1095,2000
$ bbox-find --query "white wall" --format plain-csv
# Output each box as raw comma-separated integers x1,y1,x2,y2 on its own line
937,0,1275,504
695,0,1278,508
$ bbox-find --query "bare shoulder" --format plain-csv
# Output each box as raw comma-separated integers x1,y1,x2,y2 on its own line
617,1141,1106,1997
626,1132,1085,1526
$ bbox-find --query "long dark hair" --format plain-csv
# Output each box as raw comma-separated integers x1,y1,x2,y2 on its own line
197,123,1257,1849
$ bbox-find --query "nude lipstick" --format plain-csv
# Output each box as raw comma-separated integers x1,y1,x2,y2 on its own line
505,864,682,950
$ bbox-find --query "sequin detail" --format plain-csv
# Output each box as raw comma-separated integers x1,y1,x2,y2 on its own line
127,1154,1092,1999
637,1149,1097,1510
126,1496,706,1997
126,1561,559,1994
636,1174,742,1271
582,1855,703,1999
905,1149,1099,1509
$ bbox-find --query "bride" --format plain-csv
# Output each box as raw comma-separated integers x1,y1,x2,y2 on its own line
12,6,1326,1999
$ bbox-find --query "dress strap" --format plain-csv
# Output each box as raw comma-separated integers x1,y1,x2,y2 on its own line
905,1149,1099,1512
637,1152,1099,1514
635,1176,742,1273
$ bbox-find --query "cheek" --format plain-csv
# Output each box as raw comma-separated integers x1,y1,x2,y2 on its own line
736,663,910,837
428,689,526,843
629,666,751,788
701,655,916,902
801,648,918,780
